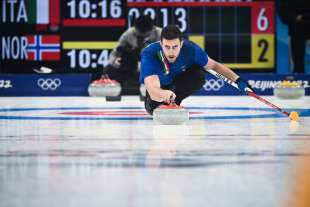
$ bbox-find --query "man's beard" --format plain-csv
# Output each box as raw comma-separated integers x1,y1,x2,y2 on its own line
167,56,176,62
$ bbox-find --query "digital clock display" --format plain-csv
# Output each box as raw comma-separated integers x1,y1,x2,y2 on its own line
65,49,110,69
63,0,126,27
60,0,126,73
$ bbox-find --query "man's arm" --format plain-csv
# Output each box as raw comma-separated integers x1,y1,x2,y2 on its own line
108,29,132,67
144,75,176,103
204,57,253,94
204,57,239,82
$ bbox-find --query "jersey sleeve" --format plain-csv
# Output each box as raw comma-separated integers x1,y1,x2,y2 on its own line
193,44,209,67
139,49,161,84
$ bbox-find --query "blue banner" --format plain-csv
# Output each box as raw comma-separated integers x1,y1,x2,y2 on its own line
0,74,91,96
1,73,309,96
196,73,310,96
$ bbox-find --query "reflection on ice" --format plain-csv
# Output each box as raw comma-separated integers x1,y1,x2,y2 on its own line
0,96,310,207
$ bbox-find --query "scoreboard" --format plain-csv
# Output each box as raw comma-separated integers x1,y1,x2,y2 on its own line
128,1,275,69
0,0,275,74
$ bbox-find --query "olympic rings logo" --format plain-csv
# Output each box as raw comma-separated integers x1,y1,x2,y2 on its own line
203,79,224,91
37,78,61,90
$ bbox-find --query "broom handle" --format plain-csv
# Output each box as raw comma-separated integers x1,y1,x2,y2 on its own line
206,69,290,117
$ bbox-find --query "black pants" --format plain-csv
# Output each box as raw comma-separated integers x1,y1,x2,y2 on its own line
105,48,140,83
92,47,140,83
104,65,139,84
289,23,310,73
99,49,140,94
144,67,206,115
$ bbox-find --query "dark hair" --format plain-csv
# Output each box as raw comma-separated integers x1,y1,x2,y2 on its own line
160,25,182,41
134,15,154,34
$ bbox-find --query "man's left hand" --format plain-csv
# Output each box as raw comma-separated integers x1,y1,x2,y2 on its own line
236,77,254,95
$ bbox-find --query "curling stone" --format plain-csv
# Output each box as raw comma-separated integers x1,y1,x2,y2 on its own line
274,80,305,99
88,78,122,101
153,104,189,125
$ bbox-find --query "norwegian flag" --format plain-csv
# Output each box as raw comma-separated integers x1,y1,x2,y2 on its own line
26,35,60,61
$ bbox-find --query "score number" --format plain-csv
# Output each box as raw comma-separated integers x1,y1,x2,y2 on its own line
252,5,274,68
128,7,187,32
66,0,122,19
66,50,110,69
257,8,269,32
257,8,269,63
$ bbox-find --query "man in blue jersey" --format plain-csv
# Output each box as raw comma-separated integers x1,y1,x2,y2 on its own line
140,25,253,115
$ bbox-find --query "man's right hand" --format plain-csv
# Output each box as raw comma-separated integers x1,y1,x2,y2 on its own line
161,90,176,104
144,75,176,103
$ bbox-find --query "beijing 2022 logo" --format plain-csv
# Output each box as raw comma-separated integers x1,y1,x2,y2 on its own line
37,78,62,90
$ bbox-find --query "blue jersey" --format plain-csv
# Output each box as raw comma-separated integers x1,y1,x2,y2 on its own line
139,40,208,86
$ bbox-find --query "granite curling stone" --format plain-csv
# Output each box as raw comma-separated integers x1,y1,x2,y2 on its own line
153,104,189,125
274,80,305,99
88,78,121,97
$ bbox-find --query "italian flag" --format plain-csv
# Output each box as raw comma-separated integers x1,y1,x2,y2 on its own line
27,0,60,25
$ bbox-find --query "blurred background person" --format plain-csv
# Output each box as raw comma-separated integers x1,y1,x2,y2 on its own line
93,15,162,94
278,0,310,73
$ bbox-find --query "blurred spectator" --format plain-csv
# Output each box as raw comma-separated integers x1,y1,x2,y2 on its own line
95,15,161,94
278,0,310,73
